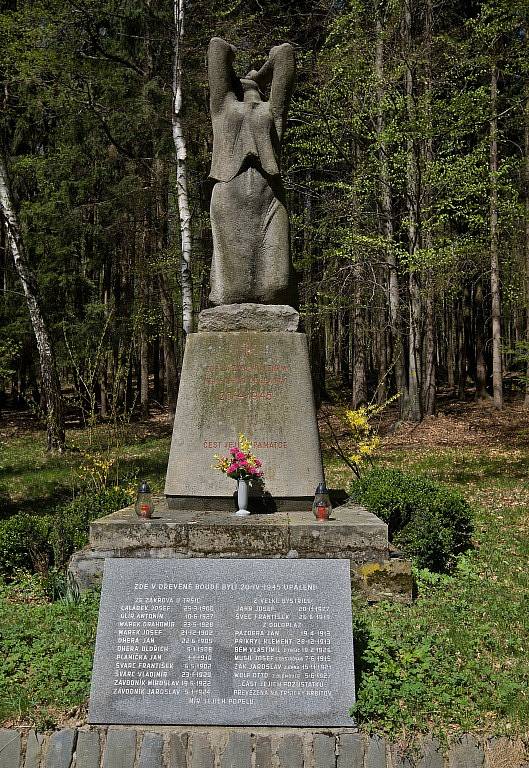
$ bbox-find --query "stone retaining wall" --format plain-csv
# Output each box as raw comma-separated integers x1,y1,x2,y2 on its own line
0,728,527,768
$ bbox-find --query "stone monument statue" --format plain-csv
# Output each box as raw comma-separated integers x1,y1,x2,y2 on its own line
164,38,323,512
207,37,296,307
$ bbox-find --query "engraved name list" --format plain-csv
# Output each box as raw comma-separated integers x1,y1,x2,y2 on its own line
88,559,355,726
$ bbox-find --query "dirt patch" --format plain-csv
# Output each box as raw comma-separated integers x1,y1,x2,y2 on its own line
383,400,529,450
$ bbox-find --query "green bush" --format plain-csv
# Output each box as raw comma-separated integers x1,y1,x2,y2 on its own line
50,486,134,568
0,513,53,575
349,468,473,571
0,486,134,577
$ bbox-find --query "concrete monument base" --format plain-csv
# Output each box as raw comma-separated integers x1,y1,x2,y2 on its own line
68,497,413,603
164,331,324,510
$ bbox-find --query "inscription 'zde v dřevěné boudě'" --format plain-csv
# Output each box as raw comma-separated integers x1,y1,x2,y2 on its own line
88,559,356,726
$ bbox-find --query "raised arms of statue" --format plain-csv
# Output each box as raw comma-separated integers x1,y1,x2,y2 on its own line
207,38,295,141
206,37,297,307
207,37,237,114
247,44,295,142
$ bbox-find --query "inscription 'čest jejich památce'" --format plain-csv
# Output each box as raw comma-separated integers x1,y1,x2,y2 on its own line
88,559,355,726
164,332,325,500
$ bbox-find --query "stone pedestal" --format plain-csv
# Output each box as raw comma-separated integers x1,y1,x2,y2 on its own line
68,498,413,603
165,331,324,511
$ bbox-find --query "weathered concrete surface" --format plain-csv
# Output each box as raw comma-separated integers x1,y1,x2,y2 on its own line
75,731,100,768
138,733,164,768
448,735,484,768
255,737,272,768
219,733,251,768
366,735,387,768
164,332,323,503
337,733,364,768
89,498,387,557
44,730,76,768
198,304,299,333
102,729,137,768
169,734,188,768
0,729,522,768
276,735,303,768
418,736,444,768
24,731,45,768
69,497,412,602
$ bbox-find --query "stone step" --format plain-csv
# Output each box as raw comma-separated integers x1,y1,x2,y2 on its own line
68,498,412,602
89,498,388,560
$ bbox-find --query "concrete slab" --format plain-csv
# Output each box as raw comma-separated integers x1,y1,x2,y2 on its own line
70,498,412,602
89,498,387,558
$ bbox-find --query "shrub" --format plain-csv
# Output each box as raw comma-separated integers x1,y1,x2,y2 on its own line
0,514,53,576
349,468,473,571
50,486,135,568
0,486,135,577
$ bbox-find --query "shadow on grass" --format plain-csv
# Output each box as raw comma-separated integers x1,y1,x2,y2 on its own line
0,487,75,520
351,602,372,701
114,453,168,486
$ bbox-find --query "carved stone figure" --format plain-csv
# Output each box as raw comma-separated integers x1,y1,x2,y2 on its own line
207,37,297,306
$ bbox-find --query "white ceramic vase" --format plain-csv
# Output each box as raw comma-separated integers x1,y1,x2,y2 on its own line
236,478,250,516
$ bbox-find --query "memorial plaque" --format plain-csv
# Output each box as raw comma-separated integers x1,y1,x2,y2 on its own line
88,558,355,726
164,331,324,506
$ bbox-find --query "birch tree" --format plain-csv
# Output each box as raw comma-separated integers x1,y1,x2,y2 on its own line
0,153,65,450
171,0,194,335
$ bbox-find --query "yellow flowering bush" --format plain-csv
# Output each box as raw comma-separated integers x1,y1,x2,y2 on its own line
77,451,116,492
330,395,399,477
344,406,381,470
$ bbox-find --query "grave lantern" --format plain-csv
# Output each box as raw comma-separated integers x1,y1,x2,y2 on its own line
312,481,332,521
135,480,154,519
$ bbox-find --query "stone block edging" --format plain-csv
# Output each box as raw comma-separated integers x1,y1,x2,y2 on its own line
0,727,527,768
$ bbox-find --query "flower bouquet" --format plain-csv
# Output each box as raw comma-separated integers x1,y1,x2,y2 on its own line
214,434,263,516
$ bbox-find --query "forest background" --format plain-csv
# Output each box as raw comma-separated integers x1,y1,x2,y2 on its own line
3,0,529,737
1,0,529,448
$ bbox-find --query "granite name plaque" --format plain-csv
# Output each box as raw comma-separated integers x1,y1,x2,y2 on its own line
88,558,355,726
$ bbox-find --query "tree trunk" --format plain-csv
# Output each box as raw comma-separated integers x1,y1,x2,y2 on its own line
474,280,489,400
490,63,503,409
0,153,65,450
446,299,455,391
524,85,529,408
421,0,435,416
152,335,161,403
172,0,193,335
159,273,179,414
340,309,351,388
139,318,149,416
375,13,406,410
403,0,422,422
458,285,470,399
351,261,367,408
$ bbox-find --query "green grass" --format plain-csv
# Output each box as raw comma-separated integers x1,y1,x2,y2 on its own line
0,577,100,729
1,425,529,734
0,420,171,517
349,447,529,736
